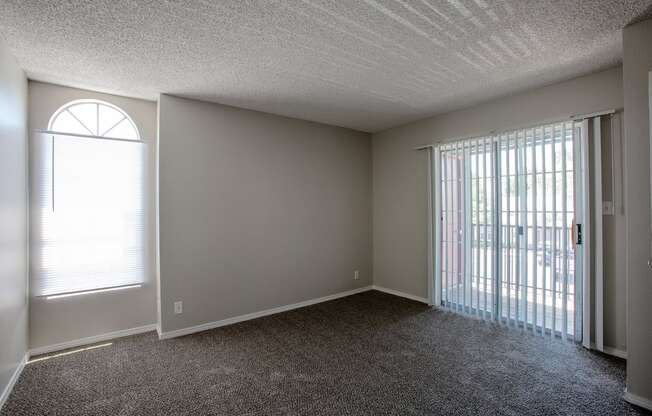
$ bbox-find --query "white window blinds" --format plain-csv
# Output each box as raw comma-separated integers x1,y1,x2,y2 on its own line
32,132,146,297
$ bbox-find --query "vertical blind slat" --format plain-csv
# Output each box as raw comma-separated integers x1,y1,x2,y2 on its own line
506,134,511,325
562,123,569,340
464,141,468,313
520,130,528,331
532,128,539,334
483,138,489,319
514,132,520,328
541,127,548,335
552,125,558,337
475,139,481,317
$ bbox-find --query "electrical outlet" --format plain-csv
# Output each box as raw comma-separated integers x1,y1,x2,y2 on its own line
174,301,183,314
354,270,359,280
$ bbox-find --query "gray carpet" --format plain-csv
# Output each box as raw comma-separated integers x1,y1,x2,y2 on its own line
2,291,648,415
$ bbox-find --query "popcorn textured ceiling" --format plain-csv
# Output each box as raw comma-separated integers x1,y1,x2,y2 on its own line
1,0,651,132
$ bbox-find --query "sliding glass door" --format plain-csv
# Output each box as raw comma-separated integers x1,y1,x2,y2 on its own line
436,122,584,341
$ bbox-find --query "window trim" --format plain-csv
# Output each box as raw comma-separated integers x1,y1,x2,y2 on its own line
42,284,143,300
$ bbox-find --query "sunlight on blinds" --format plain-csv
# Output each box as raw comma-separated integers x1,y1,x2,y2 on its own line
32,133,146,297
436,122,581,340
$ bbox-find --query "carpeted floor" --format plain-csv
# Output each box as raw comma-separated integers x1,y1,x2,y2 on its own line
2,291,648,415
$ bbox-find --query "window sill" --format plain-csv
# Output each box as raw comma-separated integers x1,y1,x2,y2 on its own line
39,284,143,300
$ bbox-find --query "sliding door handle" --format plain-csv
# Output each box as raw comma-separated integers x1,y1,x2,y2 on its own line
571,220,582,245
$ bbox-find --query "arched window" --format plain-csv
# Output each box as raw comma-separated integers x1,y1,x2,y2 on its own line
32,100,146,298
48,99,140,140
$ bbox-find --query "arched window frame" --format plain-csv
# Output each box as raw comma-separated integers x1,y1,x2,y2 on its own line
31,99,147,298
48,99,141,141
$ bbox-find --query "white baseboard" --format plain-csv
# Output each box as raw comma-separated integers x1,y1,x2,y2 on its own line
29,324,157,357
624,389,652,411
159,286,374,340
0,353,28,411
371,285,430,304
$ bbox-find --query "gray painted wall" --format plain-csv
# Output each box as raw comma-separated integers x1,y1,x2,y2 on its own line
158,95,372,333
27,82,157,349
372,67,627,351
622,19,652,403
0,40,28,401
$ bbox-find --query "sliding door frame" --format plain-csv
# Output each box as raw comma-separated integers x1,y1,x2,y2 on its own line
432,147,442,306
579,119,591,347
430,121,589,342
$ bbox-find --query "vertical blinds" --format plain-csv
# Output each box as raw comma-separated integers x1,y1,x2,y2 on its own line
32,133,146,296
436,121,582,340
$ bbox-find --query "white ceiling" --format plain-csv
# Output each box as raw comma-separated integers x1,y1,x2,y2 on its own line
1,1,651,132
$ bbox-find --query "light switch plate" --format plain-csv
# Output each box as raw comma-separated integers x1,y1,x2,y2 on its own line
602,201,614,216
